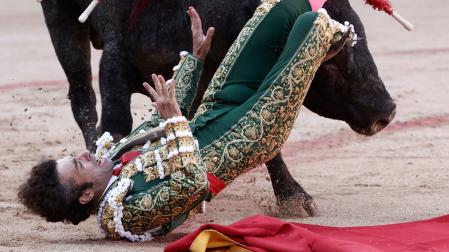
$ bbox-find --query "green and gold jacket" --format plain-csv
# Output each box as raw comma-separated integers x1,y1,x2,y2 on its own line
97,118,208,241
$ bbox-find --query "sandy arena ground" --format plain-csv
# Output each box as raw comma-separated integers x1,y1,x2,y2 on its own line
0,0,448,251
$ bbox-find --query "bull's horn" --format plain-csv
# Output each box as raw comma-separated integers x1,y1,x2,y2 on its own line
391,11,414,31
78,0,100,23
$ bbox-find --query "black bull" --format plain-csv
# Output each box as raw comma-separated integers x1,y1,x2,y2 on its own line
41,0,396,215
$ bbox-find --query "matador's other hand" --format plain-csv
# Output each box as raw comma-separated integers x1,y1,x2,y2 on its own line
143,75,182,120
187,6,215,62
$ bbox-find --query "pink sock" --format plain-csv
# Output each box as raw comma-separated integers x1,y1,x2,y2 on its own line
309,0,327,11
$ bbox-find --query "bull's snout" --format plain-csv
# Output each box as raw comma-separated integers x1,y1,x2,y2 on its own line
360,102,396,136
348,101,396,136
371,103,396,134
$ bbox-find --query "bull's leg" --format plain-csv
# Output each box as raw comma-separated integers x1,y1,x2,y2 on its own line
98,50,142,146
266,153,319,217
41,0,98,150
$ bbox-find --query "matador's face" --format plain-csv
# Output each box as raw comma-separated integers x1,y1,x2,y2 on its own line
56,150,114,203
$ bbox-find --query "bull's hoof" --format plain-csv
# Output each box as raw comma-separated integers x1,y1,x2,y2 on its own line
277,195,320,217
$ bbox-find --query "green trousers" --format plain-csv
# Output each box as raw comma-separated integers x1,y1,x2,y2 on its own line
191,0,312,140
189,0,340,183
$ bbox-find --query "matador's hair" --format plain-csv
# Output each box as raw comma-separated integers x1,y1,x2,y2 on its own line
18,160,95,225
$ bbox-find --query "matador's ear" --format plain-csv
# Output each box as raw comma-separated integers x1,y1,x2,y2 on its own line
78,189,95,205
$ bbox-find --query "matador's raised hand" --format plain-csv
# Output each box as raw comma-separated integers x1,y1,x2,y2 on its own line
187,6,215,62
143,74,182,120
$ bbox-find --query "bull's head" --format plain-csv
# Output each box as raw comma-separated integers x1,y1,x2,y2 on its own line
304,0,396,136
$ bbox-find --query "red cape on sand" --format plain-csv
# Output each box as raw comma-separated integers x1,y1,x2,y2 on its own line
165,214,449,252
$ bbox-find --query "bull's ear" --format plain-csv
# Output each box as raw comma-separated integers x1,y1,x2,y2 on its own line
78,189,94,204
